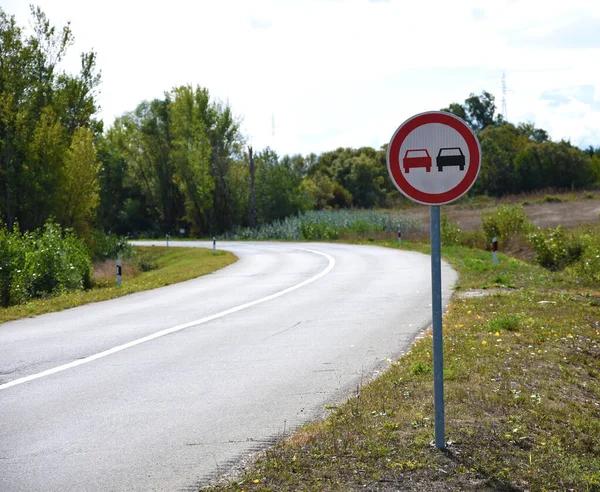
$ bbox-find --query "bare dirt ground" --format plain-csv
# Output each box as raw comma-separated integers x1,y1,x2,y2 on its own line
403,192,600,233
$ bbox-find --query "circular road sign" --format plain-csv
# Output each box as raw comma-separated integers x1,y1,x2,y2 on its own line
387,111,481,205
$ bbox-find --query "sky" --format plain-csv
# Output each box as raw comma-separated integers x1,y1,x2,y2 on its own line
4,0,600,156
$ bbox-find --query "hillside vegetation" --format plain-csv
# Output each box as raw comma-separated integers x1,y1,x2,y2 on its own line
2,7,600,244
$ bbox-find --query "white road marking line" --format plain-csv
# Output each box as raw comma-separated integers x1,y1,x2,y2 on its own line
0,248,335,392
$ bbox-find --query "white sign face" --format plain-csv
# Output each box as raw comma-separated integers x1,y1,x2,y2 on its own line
398,123,470,194
387,112,481,205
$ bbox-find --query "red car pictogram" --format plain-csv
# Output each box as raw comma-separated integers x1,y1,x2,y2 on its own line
403,149,432,173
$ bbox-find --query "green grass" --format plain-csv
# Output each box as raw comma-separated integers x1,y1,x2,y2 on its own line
203,240,600,492
0,246,236,324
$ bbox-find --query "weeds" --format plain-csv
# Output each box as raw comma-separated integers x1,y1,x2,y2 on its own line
228,210,419,241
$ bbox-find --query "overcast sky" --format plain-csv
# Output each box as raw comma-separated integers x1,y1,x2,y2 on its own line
4,0,600,156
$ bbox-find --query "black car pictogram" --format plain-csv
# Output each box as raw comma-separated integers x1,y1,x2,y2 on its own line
436,147,465,172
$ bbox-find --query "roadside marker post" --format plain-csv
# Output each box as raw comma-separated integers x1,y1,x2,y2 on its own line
397,230,402,245
387,111,481,449
116,260,122,287
213,237,216,255
492,237,498,264
166,234,169,247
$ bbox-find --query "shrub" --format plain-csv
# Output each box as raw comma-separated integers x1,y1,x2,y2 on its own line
487,314,520,332
440,214,461,246
0,226,24,307
543,195,562,203
527,226,584,271
567,230,600,283
481,205,532,246
134,251,159,272
88,230,135,261
461,228,487,249
0,221,92,306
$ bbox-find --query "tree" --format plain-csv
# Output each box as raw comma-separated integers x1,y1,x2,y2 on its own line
27,107,65,227
115,98,183,234
517,122,549,143
0,6,101,232
442,91,498,131
170,86,215,234
169,84,244,234
57,127,100,236
306,147,391,208
253,148,311,224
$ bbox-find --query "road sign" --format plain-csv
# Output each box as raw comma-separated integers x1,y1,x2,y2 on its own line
387,111,481,205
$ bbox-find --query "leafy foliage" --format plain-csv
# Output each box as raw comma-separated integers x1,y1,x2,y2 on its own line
440,214,461,246
527,226,584,271
442,91,499,130
481,204,532,245
0,6,101,234
0,221,92,306
87,230,135,262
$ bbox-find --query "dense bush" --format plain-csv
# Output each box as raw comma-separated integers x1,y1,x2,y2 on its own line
0,221,92,307
527,226,584,271
570,231,600,283
440,215,461,246
481,205,532,246
88,230,136,261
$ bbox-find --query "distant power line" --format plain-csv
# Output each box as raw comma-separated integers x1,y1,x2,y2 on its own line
502,72,507,120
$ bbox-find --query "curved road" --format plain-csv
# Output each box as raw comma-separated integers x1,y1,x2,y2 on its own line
0,241,456,491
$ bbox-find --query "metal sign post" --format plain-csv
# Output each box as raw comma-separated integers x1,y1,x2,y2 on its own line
430,205,444,448
386,111,481,450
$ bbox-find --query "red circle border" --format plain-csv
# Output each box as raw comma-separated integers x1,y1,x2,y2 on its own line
386,112,481,205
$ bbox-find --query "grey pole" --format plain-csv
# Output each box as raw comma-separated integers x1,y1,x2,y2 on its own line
397,229,402,245
430,205,445,449
116,260,122,287
492,236,498,264
213,237,216,255
166,234,169,248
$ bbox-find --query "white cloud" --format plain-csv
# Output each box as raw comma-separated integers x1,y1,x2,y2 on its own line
3,0,600,154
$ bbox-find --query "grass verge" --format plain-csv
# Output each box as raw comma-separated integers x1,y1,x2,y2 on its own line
0,246,236,324
204,240,600,492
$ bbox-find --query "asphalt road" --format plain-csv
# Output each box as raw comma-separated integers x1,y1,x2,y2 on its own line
0,241,456,491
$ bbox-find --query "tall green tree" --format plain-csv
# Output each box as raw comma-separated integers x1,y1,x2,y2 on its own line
57,127,100,236
253,148,311,224
170,86,215,234
442,91,499,131
114,98,182,234
0,6,101,232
